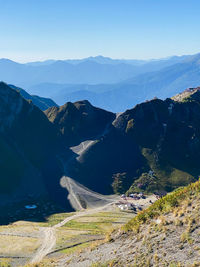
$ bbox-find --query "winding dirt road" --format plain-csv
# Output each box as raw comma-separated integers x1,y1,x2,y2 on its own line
30,120,118,264
30,202,115,264
30,227,56,264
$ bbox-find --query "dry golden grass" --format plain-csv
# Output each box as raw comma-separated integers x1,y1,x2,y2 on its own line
23,258,56,267
0,208,135,266
0,224,39,236
0,235,40,255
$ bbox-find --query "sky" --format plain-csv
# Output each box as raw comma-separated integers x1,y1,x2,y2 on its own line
0,0,200,62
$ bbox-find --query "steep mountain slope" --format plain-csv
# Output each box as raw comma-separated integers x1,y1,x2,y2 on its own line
0,82,69,223
53,87,200,196
114,95,199,193
45,100,115,146
63,180,200,267
9,84,58,110
2,80,200,225
44,100,142,194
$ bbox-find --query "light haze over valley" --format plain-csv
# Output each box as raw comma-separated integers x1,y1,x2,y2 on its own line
1,1,200,266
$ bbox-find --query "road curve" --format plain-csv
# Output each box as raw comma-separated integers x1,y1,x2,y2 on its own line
30,120,117,264
30,202,115,264
30,227,56,264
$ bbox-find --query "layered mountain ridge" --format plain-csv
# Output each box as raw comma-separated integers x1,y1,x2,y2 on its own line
9,84,58,110
44,100,115,146
44,86,200,196
2,53,200,112
1,81,200,224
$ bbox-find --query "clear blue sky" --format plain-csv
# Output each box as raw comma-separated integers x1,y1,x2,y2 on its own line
1,0,200,62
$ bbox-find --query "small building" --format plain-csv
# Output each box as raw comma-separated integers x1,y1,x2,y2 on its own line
118,203,136,211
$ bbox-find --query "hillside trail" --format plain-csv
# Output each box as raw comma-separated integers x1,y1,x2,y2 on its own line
30,200,116,264
30,173,119,264
30,118,120,264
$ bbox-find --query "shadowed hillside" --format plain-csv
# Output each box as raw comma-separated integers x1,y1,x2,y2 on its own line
2,81,200,225
45,100,115,146
52,87,200,196
0,82,71,224
9,84,58,111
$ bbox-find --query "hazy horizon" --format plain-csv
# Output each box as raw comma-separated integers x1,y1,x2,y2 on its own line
0,52,199,64
1,0,200,62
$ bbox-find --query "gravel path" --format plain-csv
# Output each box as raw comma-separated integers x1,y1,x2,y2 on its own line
29,202,116,264
30,227,56,264
30,120,122,265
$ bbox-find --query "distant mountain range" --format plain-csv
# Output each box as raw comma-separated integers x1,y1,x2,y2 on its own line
1,53,200,112
26,55,189,67
0,55,189,88
45,53,200,112
0,54,197,112
9,84,58,110
0,57,141,86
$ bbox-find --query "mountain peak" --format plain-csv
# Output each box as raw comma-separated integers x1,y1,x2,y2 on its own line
45,100,115,146
0,58,18,64
88,55,111,60
172,86,200,102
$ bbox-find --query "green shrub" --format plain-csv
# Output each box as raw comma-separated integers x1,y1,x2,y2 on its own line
124,180,200,232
